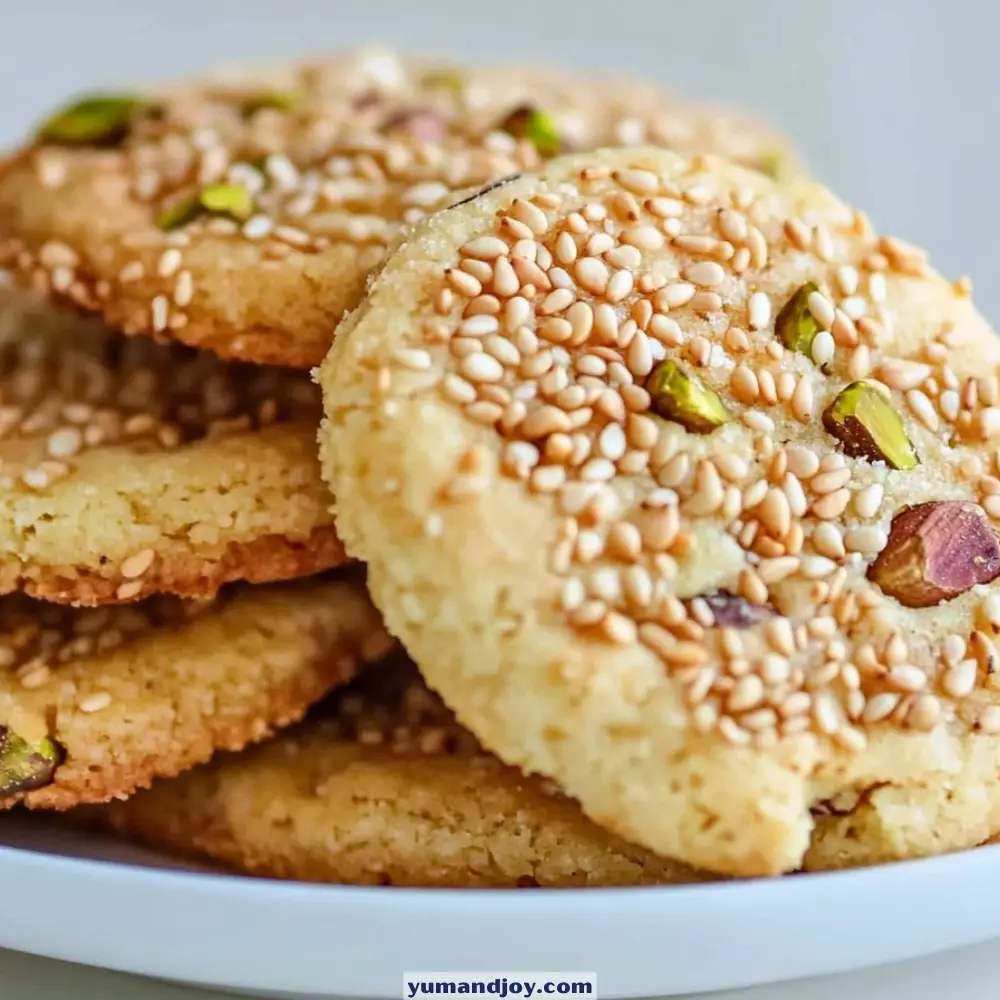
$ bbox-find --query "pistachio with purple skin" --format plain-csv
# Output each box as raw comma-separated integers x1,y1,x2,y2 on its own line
868,501,1000,608
383,108,446,143
0,726,62,799
694,591,773,628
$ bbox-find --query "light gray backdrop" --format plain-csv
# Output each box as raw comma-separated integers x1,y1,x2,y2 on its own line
0,0,993,317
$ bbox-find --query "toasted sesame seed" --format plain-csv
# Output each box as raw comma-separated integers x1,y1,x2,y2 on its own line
79,691,112,714
683,260,725,288
459,353,505,383
853,484,884,520
462,236,509,259
120,549,156,580
394,348,434,371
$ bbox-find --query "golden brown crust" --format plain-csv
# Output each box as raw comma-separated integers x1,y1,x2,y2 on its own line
0,48,800,368
92,661,708,887
320,147,1000,877
13,525,347,605
1,574,392,809
0,288,342,603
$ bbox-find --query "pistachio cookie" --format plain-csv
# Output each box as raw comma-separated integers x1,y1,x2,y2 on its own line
321,147,1000,877
0,47,799,368
0,573,391,809
0,288,343,605
92,659,706,887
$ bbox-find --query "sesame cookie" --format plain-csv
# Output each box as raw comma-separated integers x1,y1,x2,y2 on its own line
320,146,1000,878
0,288,344,605
92,659,706,887
0,572,392,809
0,47,800,368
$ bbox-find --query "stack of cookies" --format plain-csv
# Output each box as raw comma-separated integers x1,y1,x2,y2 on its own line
15,46,988,888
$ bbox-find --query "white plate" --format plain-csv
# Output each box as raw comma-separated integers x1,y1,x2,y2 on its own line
2,813,1000,1000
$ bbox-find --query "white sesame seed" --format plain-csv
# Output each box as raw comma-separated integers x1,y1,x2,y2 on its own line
806,290,835,329
790,377,814,422
394,348,433,372
460,315,500,338
79,691,112,714
461,236,510,260
844,525,887,554
151,295,169,333
811,331,835,367
459,353,504,383
46,427,83,459
157,248,183,279
812,522,845,559
683,260,725,288
575,257,609,295
888,665,927,693
853,483,884,520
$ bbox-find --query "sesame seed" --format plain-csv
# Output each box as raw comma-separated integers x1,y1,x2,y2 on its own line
459,353,504,383
151,295,169,333
806,290,835,329
852,484,883,520
683,260,725,288
461,236,509,260
121,549,156,580
575,257,609,295
79,691,112,714
394,348,434,371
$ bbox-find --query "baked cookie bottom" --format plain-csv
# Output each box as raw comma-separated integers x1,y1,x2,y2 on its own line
90,661,708,888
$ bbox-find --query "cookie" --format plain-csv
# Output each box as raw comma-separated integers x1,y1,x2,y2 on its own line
320,146,1000,878
0,287,344,605
0,572,391,809
91,658,707,887
0,47,800,369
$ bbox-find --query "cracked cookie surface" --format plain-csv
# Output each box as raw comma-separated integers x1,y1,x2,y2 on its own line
0,47,799,368
92,658,706,887
320,146,1000,877
0,288,344,604
0,572,391,809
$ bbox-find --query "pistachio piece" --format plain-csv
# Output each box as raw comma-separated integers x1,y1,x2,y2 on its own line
199,182,254,221
157,183,255,231
775,281,823,355
695,591,772,628
645,360,730,434
156,194,203,232
383,108,447,143
756,148,784,181
0,726,62,798
868,501,1000,608
240,91,300,117
420,69,464,95
498,105,562,155
822,380,919,470
37,94,155,146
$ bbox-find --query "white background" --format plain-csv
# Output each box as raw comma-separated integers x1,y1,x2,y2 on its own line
0,1,998,996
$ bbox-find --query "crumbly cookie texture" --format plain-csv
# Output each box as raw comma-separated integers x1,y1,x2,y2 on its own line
0,572,392,809
320,147,1000,878
0,287,344,605
92,659,707,887
0,47,799,368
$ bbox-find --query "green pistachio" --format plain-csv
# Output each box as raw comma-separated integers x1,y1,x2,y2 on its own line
822,380,919,470
157,183,254,231
0,727,62,798
240,91,300,117
420,69,464,96
499,105,562,155
645,360,731,434
36,94,155,146
775,281,823,355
